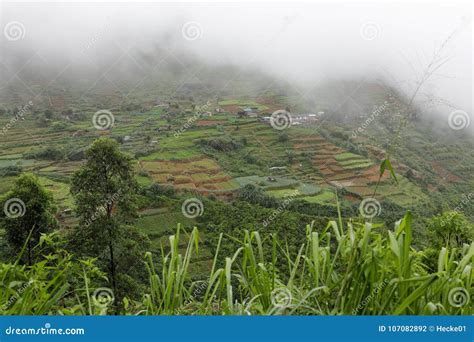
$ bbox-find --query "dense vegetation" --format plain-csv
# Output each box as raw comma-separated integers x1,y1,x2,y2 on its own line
0,72,473,316
0,137,472,315
0,210,472,315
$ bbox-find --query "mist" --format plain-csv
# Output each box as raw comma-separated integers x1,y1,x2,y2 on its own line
0,1,472,127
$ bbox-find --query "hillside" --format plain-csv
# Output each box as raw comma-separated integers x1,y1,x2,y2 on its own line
1,72,473,265
0,50,473,318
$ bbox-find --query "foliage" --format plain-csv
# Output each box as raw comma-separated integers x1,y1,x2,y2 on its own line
278,132,289,142
67,147,86,161
1,212,472,315
140,212,473,315
0,165,22,177
0,232,107,315
236,184,279,207
0,173,57,265
142,183,176,199
427,211,474,248
69,137,149,302
24,147,64,161
199,137,243,152
199,198,330,274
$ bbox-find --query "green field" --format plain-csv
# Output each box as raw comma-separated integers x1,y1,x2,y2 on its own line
301,190,336,205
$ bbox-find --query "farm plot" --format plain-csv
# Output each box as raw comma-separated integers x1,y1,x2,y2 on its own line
38,161,83,177
266,183,320,198
289,133,426,206
141,149,202,160
301,190,336,206
0,176,17,193
375,176,428,206
218,99,269,113
254,96,285,113
140,157,239,196
196,120,227,127
38,177,74,209
334,152,373,169
236,175,321,199
135,206,215,277
235,175,299,190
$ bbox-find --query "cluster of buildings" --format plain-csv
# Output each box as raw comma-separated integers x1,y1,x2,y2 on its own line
260,112,324,125
150,96,326,127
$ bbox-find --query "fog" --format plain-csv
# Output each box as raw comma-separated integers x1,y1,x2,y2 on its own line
0,1,472,125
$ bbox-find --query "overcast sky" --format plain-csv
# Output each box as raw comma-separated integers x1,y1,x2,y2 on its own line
0,1,472,117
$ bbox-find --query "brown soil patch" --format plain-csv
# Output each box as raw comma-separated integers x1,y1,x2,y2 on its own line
344,193,361,202
431,161,460,182
361,165,390,183
197,120,227,126
141,157,237,196
220,105,242,113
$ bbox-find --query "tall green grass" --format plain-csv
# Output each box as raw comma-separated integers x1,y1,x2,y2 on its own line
137,212,472,315
1,213,472,315
0,232,107,315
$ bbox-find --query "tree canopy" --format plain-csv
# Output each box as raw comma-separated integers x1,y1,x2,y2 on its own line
0,173,56,264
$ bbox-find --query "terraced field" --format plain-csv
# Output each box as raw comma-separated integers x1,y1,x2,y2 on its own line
1,91,463,227
218,99,269,113
140,157,239,198
1,84,472,306
288,132,426,205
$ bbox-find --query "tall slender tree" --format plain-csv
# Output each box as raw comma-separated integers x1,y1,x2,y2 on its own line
70,137,140,297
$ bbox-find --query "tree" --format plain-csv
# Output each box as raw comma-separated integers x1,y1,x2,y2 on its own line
278,132,289,142
70,138,147,301
236,184,278,208
427,211,474,248
44,109,54,119
0,173,57,265
36,113,50,127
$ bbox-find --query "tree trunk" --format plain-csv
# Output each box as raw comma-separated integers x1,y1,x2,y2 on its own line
107,225,117,299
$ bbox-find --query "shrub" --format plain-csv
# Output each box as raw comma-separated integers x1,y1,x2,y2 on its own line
0,165,22,176
24,147,63,161
278,132,289,142
200,137,243,152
